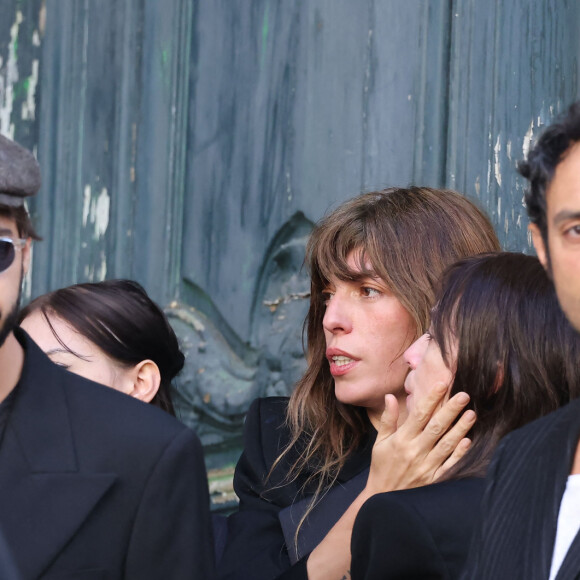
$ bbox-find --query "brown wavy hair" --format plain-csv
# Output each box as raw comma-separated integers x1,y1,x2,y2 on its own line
273,187,501,532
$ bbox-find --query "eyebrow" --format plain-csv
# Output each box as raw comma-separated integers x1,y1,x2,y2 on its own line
553,210,580,226
0,228,15,237
46,348,77,356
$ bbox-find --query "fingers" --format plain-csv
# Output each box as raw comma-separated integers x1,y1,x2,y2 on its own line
403,382,451,437
418,391,471,444
434,437,472,480
425,408,476,475
377,394,399,440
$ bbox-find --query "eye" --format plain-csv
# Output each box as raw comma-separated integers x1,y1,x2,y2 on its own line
564,224,580,239
361,287,381,298
321,289,335,305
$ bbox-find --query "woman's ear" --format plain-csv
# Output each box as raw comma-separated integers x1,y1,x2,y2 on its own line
126,360,161,404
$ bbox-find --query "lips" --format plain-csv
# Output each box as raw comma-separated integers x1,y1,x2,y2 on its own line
326,348,360,377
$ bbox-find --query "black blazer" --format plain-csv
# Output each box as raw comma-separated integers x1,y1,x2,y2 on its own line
217,397,374,580
461,399,580,580
1,330,214,579
351,478,485,580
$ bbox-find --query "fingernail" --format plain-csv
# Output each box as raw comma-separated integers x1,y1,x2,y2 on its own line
456,392,470,404
463,410,476,422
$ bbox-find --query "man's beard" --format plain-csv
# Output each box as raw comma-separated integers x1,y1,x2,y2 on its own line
0,274,23,349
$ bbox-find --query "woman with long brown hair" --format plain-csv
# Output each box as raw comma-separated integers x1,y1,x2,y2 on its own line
218,187,501,580
351,252,578,579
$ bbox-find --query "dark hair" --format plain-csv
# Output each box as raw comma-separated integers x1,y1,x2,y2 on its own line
432,252,578,480
18,279,184,415
0,205,41,240
276,187,500,536
520,101,580,241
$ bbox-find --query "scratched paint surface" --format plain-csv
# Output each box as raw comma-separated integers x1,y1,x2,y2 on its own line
0,0,42,300
446,0,580,252
2,0,577,323
183,0,453,339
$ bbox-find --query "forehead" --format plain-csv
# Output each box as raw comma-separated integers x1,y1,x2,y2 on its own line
0,214,18,237
325,250,380,285
546,142,580,218
20,311,92,355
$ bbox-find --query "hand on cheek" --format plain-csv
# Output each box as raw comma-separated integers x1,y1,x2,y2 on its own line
366,385,475,494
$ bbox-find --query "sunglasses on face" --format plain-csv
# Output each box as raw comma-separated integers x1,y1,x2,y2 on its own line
0,238,27,273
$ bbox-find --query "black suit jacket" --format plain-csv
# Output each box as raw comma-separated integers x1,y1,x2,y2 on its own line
1,330,214,579
351,478,485,580
461,399,580,580
217,397,374,580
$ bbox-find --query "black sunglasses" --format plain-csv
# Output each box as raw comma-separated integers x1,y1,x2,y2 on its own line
0,238,27,273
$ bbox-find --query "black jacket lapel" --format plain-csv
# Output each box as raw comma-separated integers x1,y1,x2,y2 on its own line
0,332,117,579
531,401,580,579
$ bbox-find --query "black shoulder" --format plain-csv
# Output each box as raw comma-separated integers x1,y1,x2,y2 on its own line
495,398,580,455
64,373,187,436
246,396,289,428
243,397,291,465
353,479,485,580
361,478,485,529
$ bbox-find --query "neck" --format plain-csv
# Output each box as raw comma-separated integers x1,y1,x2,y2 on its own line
0,331,24,402
367,391,409,431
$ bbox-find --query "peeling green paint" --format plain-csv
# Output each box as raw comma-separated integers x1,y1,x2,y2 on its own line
260,2,269,69
0,11,24,136
160,47,171,89
14,78,29,99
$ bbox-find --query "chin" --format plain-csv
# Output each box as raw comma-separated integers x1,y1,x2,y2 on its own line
334,386,376,410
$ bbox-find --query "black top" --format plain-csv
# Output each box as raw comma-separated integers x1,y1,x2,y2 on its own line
0,386,16,443
461,399,580,580
351,477,485,580
217,397,374,580
0,328,214,579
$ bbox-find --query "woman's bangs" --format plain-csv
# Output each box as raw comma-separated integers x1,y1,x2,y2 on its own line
313,221,372,284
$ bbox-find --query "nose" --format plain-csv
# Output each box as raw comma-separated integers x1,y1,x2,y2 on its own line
322,291,353,335
403,333,430,369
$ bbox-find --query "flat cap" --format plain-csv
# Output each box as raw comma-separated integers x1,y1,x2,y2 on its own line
0,133,41,207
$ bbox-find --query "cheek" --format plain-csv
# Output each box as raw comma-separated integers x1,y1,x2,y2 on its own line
371,311,414,356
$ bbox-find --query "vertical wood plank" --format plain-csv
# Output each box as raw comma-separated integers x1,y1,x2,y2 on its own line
446,0,580,251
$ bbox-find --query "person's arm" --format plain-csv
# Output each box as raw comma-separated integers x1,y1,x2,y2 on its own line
306,385,476,580
124,428,214,579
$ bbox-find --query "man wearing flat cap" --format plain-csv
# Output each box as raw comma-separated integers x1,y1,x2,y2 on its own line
0,134,214,579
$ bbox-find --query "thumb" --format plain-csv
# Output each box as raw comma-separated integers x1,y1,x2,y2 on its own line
378,394,399,439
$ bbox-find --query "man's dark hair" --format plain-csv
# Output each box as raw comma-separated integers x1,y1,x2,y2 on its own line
519,101,580,241
0,205,40,240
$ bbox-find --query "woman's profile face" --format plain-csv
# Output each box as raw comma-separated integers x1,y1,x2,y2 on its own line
322,251,416,424
20,310,133,391
403,330,456,413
